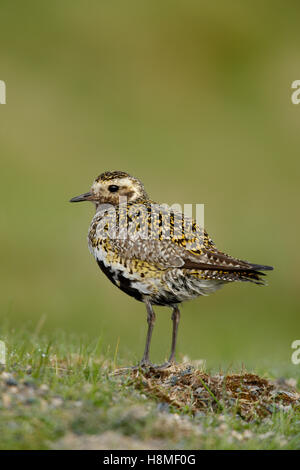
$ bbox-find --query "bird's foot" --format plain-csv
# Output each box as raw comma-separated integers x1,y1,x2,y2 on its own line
131,360,155,370
111,361,154,375
113,360,176,375
151,360,175,370
132,360,175,370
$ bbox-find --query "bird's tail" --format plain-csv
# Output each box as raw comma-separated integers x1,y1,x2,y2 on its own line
246,263,274,272
236,262,273,285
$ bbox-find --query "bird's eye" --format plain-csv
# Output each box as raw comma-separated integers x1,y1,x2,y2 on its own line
108,185,119,193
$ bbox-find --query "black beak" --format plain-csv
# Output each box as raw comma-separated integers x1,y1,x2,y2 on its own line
69,191,93,203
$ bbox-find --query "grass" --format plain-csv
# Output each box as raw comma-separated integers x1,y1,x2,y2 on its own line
0,328,299,450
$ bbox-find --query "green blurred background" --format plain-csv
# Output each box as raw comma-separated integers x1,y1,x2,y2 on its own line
1,1,299,369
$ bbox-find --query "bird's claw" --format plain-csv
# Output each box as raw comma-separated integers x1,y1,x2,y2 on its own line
151,360,175,370
132,360,175,371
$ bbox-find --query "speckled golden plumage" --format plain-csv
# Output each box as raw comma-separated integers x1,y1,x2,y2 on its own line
70,171,273,368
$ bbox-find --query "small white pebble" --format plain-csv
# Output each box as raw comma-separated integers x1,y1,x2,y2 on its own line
231,430,243,441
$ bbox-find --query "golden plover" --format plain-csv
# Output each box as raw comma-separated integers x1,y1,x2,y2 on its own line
70,171,273,368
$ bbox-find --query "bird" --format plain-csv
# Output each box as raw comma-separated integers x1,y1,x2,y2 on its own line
70,170,273,368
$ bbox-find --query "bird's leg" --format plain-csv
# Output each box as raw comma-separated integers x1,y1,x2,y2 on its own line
168,305,180,364
154,305,180,370
139,299,156,367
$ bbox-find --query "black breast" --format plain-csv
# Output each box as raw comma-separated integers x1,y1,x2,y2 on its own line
96,259,143,302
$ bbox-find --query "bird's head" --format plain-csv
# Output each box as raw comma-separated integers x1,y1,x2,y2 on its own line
70,171,148,208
